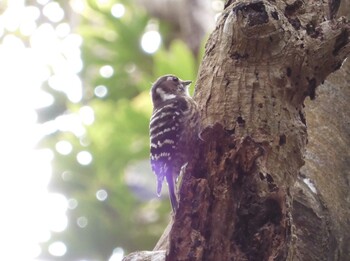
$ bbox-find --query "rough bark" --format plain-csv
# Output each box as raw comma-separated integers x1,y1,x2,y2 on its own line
293,47,350,261
292,1,350,259
169,0,349,260
124,0,350,260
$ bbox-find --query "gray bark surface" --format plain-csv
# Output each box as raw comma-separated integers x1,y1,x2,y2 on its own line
124,0,350,260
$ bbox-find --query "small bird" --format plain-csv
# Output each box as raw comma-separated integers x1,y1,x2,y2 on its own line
149,75,199,212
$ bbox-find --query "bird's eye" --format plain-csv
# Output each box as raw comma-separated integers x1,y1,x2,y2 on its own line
172,76,178,82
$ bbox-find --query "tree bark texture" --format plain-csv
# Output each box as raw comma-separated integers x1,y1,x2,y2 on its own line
167,0,350,260
292,2,350,260
124,0,350,260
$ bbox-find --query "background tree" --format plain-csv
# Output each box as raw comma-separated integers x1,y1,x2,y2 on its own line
125,0,350,260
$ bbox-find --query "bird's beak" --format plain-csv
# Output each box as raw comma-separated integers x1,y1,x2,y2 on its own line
181,80,192,87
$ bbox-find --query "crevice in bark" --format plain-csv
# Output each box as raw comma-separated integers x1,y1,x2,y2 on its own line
279,134,286,146
284,0,303,17
333,29,349,55
167,124,289,261
329,0,341,19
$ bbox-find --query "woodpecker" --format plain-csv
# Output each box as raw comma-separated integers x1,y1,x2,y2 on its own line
149,75,199,212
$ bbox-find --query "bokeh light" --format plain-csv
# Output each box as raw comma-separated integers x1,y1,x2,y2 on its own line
100,65,114,78
0,1,84,260
77,216,88,228
141,30,161,54
56,140,73,155
68,198,79,209
77,151,93,165
111,3,125,18
109,247,124,261
96,189,108,201
43,2,65,23
94,85,108,98
48,241,67,257
79,106,95,126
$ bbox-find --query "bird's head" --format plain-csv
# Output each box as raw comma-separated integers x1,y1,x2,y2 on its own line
150,75,192,108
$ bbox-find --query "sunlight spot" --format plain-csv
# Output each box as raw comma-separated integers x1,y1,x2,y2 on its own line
46,193,68,232
66,76,83,103
41,120,59,136
48,74,83,103
77,151,93,165
19,5,40,36
37,0,50,5
2,34,25,49
31,244,42,258
109,247,124,261
20,20,37,36
96,189,108,201
50,214,68,232
34,91,54,109
100,65,114,78
27,149,53,188
63,33,83,47
55,114,86,137
38,229,51,243
77,216,88,228
70,0,86,14
55,140,73,155
49,241,67,257
24,5,41,21
43,2,65,23
9,242,43,260
141,30,161,54
3,6,21,32
56,23,71,38
61,34,83,74
79,106,95,125
67,198,78,209
111,3,125,18
48,74,66,91
0,18,4,38
48,193,68,211
94,85,108,98
30,23,57,57
37,65,51,82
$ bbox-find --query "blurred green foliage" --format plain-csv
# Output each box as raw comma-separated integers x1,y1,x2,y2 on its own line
39,0,202,260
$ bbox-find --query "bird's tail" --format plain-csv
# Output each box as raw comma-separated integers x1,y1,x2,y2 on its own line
166,174,178,213
156,176,163,197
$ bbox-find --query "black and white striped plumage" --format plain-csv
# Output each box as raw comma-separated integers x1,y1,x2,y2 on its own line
149,75,199,212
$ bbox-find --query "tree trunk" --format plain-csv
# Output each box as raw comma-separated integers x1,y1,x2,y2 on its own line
123,0,350,260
